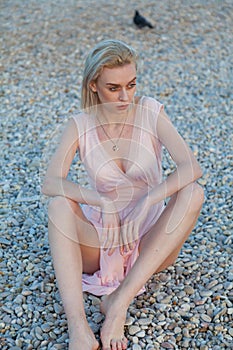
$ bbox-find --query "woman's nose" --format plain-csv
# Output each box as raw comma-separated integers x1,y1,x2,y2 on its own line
119,88,128,101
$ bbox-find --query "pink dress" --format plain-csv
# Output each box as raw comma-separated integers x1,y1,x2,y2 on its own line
72,96,165,296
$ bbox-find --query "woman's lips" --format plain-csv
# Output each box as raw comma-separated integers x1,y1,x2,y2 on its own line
117,104,129,110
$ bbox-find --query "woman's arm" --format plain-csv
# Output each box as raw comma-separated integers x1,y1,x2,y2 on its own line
42,117,121,255
42,118,102,207
148,108,203,205
120,108,203,253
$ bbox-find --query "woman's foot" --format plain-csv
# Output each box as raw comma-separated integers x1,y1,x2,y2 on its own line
100,294,128,350
69,319,100,350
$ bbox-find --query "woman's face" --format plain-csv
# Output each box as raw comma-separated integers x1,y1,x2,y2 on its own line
90,63,137,115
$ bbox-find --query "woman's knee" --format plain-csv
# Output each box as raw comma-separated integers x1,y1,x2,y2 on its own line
48,196,78,216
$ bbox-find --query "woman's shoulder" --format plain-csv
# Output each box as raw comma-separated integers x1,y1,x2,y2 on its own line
71,111,89,122
71,111,92,127
137,96,163,116
139,95,163,108
71,111,95,137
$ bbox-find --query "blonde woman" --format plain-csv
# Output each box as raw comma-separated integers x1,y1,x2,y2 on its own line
42,39,204,350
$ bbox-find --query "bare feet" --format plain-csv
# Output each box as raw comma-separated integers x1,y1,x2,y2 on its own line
100,294,128,350
68,319,100,350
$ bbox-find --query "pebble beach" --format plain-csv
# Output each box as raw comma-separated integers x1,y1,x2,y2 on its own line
1,0,233,349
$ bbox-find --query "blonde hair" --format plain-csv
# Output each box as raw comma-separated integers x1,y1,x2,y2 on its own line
81,39,137,110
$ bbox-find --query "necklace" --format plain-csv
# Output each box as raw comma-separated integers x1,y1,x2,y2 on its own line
96,115,128,152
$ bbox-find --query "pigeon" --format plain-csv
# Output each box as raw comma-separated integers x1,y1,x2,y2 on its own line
133,10,154,29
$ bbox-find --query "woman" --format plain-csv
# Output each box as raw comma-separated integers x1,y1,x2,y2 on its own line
42,39,204,350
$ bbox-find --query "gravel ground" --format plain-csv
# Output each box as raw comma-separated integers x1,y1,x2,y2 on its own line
1,0,233,349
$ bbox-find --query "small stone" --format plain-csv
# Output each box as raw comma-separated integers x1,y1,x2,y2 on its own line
158,314,166,322
181,338,190,348
159,273,169,282
156,303,168,312
176,266,184,274
206,280,218,289
200,314,212,323
132,344,142,350
184,286,194,295
136,330,145,338
146,346,156,350
41,323,51,332
14,295,24,304
194,298,207,305
54,303,63,315
22,290,32,296
92,312,104,323
125,316,135,326
200,290,213,297
0,237,11,245
89,295,101,306
215,325,224,332
174,326,182,334
157,335,164,343
200,346,208,350
15,339,23,347
2,306,13,314
138,318,151,326
129,325,141,335
35,326,43,340
180,303,191,312
89,305,98,313
15,306,23,317
211,283,223,291
224,281,233,290
89,321,100,333
161,341,174,349
160,295,173,304
214,307,227,319
182,328,190,337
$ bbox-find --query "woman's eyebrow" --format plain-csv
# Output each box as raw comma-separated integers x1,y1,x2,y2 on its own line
106,77,137,86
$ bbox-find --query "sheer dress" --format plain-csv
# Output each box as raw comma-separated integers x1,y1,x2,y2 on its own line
72,96,165,295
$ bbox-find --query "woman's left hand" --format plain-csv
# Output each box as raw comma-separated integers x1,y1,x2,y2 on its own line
120,195,151,255
100,196,121,256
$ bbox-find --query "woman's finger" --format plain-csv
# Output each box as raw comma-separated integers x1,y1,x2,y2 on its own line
127,220,135,250
108,225,119,256
103,226,112,251
119,226,124,255
121,220,131,254
101,225,108,249
131,221,139,248
120,221,127,254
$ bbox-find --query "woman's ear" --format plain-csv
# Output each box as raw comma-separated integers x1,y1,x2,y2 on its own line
89,82,97,93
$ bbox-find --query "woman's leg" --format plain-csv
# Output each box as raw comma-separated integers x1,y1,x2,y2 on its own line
48,196,100,350
100,183,204,350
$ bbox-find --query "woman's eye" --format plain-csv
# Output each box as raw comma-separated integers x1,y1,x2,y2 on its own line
109,87,117,91
128,83,136,89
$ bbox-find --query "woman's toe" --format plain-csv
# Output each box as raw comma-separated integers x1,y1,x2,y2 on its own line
117,340,123,349
110,339,117,350
122,337,128,349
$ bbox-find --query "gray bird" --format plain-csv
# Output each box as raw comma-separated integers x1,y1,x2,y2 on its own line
133,10,154,29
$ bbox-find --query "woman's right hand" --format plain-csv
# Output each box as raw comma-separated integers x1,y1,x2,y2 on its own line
100,197,120,256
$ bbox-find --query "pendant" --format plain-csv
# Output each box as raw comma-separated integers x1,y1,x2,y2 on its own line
112,145,119,151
